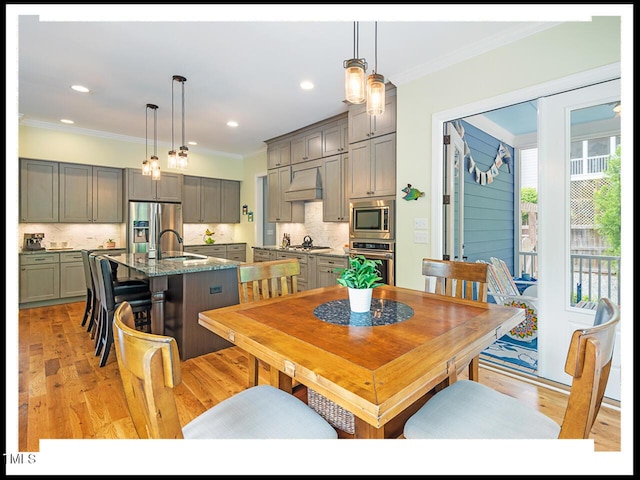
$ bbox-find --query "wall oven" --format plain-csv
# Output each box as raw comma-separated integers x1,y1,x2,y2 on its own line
349,240,395,286
349,199,395,240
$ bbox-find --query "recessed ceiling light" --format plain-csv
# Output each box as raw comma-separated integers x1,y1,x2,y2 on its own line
71,85,90,93
227,121,239,128
188,141,197,146
60,119,74,124
300,81,314,90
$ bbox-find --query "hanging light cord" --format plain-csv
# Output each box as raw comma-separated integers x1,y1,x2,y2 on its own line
171,78,175,151
373,21,378,74
181,78,186,147
145,105,148,160
153,105,158,157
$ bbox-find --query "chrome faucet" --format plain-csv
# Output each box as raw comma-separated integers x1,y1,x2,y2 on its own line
156,229,183,260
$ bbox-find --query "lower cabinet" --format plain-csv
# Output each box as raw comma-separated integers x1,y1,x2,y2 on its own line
19,253,60,303
59,251,86,298
184,244,246,262
313,255,348,288
252,248,276,262
275,251,308,291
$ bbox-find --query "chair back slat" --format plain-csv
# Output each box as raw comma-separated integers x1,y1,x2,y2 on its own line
560,298,620,439
422,258,488,302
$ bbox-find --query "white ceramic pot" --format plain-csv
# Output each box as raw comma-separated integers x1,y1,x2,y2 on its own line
348,287,373,313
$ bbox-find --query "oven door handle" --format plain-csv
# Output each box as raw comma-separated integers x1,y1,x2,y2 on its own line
350,251,393,259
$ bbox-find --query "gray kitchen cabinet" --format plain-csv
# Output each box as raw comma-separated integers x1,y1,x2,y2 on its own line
183,176,221,223
19,158,59,223
59,251,85,298
221,180,241,224
59,163,123,223
314,254,348,289
322,117,348,157
126,168,183,202
348,90,397,144
184,243,246,262
225,243,246,262
275,251,308,291
267,166,304,223
348,133,396,199
323,153,349,222
291,128,323,164
267,139,291,169
19,253,60,303
252,247,276,262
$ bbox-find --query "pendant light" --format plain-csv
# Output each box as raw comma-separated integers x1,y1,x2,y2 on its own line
366,22,385,116
343,21,367,104
142,104,152,176
171,75,189,170
147,103,161,180
167,76,177,168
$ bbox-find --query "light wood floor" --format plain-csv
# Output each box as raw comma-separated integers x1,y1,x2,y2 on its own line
17,301,621,451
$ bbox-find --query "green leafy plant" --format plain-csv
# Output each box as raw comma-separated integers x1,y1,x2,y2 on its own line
107,238,114,243
335,255,384,289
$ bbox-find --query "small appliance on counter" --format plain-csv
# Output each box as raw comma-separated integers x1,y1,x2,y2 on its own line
23,233,45,251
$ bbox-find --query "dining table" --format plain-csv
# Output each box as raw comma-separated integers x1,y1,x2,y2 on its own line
198,284,525,439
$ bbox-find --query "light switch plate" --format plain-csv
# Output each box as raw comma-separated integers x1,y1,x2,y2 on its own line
414,217,428,229
414,231,429,244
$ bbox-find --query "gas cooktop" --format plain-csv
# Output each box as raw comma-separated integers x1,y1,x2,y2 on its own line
288,245,332,251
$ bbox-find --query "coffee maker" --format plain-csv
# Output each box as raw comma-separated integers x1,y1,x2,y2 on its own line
23,233,45,251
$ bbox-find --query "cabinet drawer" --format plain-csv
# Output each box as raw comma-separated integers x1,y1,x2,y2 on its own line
276,251,308,264
20,253,60,265
60,252,84,263
316,256,348,269
226,244,245,253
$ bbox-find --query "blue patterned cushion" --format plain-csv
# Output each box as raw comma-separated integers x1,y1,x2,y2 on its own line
404,380,560,439
183,385,337,439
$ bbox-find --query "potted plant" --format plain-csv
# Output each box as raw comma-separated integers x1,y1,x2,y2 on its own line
335,255,384,312
105,238,116,248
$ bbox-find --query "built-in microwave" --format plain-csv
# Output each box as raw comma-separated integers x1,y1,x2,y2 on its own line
349,199,395,240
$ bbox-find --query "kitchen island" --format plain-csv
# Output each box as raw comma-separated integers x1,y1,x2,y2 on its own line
105,251,241,360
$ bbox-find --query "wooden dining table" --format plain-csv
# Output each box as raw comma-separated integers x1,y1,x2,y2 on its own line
198,284,525,439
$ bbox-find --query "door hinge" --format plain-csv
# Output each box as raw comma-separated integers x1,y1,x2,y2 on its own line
443,194,450,205
443,135,450,145
443,254,450,261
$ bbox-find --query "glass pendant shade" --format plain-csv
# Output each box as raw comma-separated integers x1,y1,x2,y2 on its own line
344,58,366,104
168,149,177,168
178,147,189,169
366,73,385,116
142,159,151,176
151,164,161,180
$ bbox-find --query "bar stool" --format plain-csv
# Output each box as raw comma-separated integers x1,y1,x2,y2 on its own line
94,256,152,367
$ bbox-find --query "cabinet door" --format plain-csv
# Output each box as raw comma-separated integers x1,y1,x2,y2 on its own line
221,180,240,223
19,158,59,222
59,163,93,222
290,134,306,164
306,129,323,161
348,103,371,144
266,169,280,223
315,256,348,288
20,263,60,303
267,140,291,169
371,94,397,138
226,244,246,262
155,172,183,202
370,133,396,197
200,177,222,223
182,175,202,223
93,166,123,222
348,141,372,198
323,154,349,222
127,168,155,201
60,261,85,298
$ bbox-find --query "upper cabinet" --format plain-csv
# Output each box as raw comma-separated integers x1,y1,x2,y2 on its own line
267,166,304,223
291,128,323,164
221,179,241,224
348,133,396,199
183,176,241,224
267,139,291,169
19,158,59,223
126,168,183,202
322,118,349,157
348,89,397,144
323,153,349,222
59,163,123,223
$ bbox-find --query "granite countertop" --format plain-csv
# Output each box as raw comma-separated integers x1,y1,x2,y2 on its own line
20,246,126,255
183,242,246,247
105,251,240,276
253,245,349,258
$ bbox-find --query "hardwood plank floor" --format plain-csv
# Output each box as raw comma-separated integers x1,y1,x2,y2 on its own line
16,301,621,454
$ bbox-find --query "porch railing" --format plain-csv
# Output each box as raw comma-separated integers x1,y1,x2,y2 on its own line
517,252,620,305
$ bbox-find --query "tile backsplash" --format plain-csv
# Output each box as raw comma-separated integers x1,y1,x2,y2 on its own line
276,202,349,249
18,223,127,250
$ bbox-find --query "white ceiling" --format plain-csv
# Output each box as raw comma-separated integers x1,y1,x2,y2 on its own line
14,6,568,158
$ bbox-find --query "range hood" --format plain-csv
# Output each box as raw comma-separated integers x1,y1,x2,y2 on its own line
284,168,322,201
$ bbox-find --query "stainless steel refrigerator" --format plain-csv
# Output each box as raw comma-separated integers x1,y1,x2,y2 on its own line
128,201,183,257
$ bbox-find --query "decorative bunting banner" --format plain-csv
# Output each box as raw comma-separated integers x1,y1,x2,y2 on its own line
454,120,512,185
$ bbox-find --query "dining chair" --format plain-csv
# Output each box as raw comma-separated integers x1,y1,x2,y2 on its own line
80,250,96,329
94,256,152,367
113,301,337,439
422,258,489,382
403,297,619,439
237,258,301,387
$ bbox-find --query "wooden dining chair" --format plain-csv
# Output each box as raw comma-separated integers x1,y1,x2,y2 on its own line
422,258,489,382
113,301,337,439
404,297,620,439
237,258,301,387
